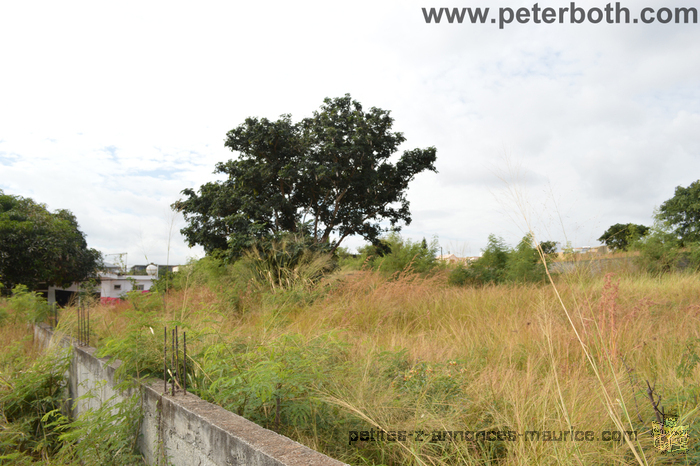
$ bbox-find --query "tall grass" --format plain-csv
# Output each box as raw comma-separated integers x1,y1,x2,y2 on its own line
53,266,700,465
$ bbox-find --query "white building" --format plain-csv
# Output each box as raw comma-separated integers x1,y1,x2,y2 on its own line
97,272,157,301
47,263,159,305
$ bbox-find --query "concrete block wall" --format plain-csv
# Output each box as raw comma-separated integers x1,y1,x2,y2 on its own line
34,324,348,466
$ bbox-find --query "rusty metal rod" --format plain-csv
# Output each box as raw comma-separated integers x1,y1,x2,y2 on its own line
175,326,179,394
164,326,167,394
171,329,175,396
183,332,187,395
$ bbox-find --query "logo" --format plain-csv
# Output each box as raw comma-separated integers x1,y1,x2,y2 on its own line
652,415,689,454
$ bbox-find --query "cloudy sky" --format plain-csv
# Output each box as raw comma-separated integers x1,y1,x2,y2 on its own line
1,0,698,265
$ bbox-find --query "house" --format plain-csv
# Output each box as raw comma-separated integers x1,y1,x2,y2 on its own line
46,262,163,306
437,253,460,264
97,271,157,303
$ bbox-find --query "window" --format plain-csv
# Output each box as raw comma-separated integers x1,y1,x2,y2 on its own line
134,284,145,291
114,284,121,290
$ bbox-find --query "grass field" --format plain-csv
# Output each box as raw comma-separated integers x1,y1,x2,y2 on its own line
42,262,699,465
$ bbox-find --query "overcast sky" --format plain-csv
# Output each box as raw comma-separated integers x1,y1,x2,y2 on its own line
1,0,698,265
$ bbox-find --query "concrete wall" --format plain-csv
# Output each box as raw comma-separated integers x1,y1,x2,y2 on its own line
34,324,348,466
547,256,635,275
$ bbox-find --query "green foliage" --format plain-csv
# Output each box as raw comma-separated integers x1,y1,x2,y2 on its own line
446,265,472,286
449,234,547,286
196,334,348,438
173,94,437,260
149,270,177,293
358,232,440,275
0,191,102,293
629,194,700,274
657,179,700,245
392,361,462,409
474,234,510,282
505,234,546,283
0,348,71,461
632,223,694,274
1,345,142,465
164,256,229,291
449,234,509,286
598,223,650,251
335,247,363,270
96,292,168,381
51,389,143,465
241,231,336,291
538,240,558,255
5,285,51,325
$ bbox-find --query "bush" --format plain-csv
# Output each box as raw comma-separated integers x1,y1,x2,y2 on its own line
52,390,143,465
0,348,71,460
448,234,547,286
241,231,336,290
196,333,349,443
5,285,51,325
505,233,546,283
96,291,170,381
632,223,700,274
358,232,440,275
449,234,509,286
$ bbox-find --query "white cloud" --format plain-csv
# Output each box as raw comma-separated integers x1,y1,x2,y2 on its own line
1,0,698,261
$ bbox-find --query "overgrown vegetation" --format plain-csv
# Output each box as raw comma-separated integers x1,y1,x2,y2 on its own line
0,349,71,462
5,179,700,464
350,232,441,275
0,288,143,465
44,258,699,465
448,233,547,286
632,215,700,275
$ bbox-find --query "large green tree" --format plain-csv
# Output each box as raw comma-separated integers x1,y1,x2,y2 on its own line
657,180,700,245
173,95,437,259
0,191,101,293
598,223,650,251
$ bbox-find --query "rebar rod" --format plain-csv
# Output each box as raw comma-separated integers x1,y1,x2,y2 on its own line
171,329,175,396
175,326,179,393
164,326,167,394
183,332,187,395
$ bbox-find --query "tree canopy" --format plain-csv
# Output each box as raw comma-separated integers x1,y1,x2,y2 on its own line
657,180,700,245
0,191,101,293
598,223,650,251
538,240,558,256
173,94,437,259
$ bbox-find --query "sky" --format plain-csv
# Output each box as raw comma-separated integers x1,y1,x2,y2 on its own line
1,0,699,266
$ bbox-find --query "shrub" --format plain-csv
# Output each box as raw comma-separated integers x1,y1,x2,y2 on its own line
0,348,71,460
448,234,548,286
196,333,349,443
449,234,509,286
358,232,440,275
5,285,51,324
52,390,143,465
505,233,546,283
632,225,697,274
241,232,335,290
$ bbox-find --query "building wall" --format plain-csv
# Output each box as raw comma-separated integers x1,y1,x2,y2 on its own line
99,274,155,299
47,273,155,304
